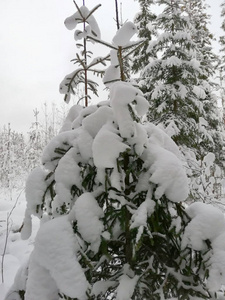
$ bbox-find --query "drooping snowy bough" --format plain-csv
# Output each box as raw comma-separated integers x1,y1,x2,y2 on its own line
5,80,225,300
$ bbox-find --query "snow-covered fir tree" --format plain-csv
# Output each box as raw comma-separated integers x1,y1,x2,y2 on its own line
182,0,224,164
132,0,156,73
5,2,225,300
133,0,225,204
182,0,225,203
183,0,218,79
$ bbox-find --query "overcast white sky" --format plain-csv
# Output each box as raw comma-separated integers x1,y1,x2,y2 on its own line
0,0,223,133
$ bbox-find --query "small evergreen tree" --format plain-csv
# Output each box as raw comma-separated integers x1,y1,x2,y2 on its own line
6,2,225,300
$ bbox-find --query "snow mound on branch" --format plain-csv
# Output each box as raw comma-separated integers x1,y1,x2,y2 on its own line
116,264,139,300
112,21,137,47
193,86,206,99
110,81,149,138
82,105,113,137
54,147,82,208
60,105,83,132
181,202,225,291
103,51,120,87
72,105,98,129
92,280,116,297
71,192,104,253
21,167,48,240
130,198,155,229
145,123,181,159
182,202,225,251
64,5,101,40
103,50,120,87
42,130,78,171
129,122,148,155
146,144,189,202
5,259,29,300
59,69,85,104
24,167,48,218
22,260,59,300
25,216,88,300
77,128,94,161
103,65,120,87
164,120,180,138
93,123,129,169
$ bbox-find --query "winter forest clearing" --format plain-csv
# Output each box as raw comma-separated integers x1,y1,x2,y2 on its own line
3,0,225,299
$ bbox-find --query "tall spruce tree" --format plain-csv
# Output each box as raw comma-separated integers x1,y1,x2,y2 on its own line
6,2,225,300
132,0,156,73
182,0,223,164
183,0,218,79
133,0,225,203
136,0,206,149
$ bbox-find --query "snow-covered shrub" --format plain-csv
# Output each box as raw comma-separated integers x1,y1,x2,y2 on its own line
6,2,225,300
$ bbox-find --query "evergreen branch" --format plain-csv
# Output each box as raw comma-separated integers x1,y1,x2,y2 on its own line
73,1,82,17
77,94,91,105
87,81,98,96
73,1,101,28
45,171,54,181
86,4,102,21
62,68,84,101
123,40,147,59
88,69,105,76
103,78,121,85
87,36,118,50
76,53,86,69
122,39,146,51
87,55,110,69
75,43,83,48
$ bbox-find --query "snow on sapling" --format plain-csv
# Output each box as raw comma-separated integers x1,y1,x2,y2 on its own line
6,2,225,300
60,0,144,104
60,1,108,106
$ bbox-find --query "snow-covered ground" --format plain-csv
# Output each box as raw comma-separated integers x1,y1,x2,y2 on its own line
0,188,39,300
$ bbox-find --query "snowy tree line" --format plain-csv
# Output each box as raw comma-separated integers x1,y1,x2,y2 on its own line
0,103,69,189
5,0,225,300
